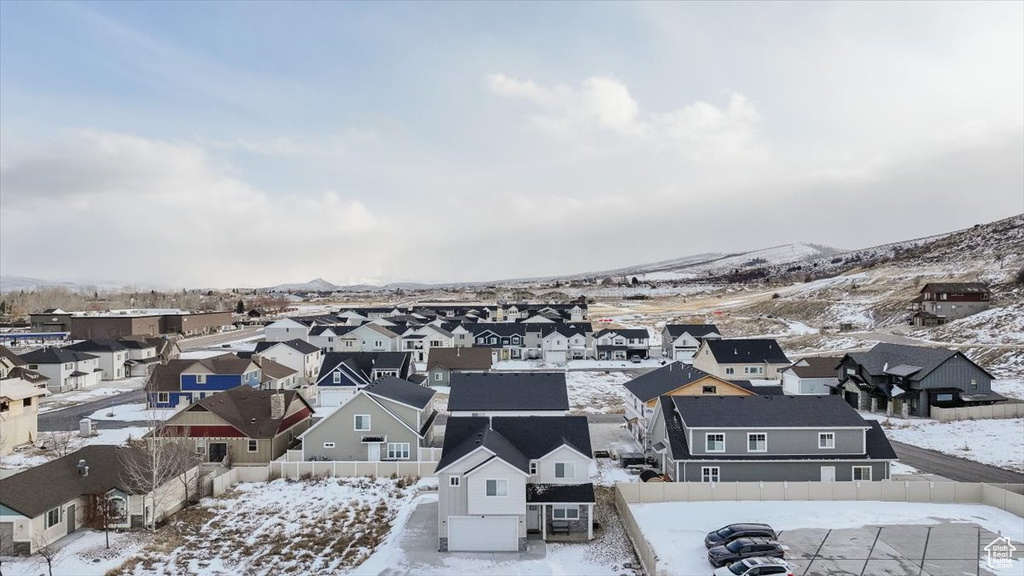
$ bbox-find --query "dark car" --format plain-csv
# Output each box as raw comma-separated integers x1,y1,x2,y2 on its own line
704,523,777,548
707,537,785,568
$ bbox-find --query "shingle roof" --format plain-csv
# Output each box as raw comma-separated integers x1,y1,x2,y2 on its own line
671,395,870,428
527,483,596,503
9,366,50,385
116,337,159,350
0,345,27,366
146,354,255,392
436,416,592,473
426,347,493,372
624,363,720,402
0,445,195,518
255,357,298,381
448,373,568,412
704,339,791,365
175,387,312,439
65,339,129,353
665,324,721,339
784,357,842,379
920,282,990,294
595,328,649,339
19,347,99,364
845,343,983,381
254,339,321,355
364,376,436,410
730,381,785,396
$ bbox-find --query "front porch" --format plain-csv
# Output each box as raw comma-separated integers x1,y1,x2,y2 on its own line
525,483,596,542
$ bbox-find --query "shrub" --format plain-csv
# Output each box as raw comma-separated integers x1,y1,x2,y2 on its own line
1015,267,1024,285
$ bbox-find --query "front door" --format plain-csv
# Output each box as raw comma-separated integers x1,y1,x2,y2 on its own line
526,505,541,532
820,466,836,482
368,443,381,461
66,504,76,534
209,442,228,463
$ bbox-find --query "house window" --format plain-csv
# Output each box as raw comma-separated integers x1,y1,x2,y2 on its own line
852,466,872,481
744,366,764,375
248,440,258,452
196,444,206,455
702,385,717,394
970,379,978,390
157,392,170,404
485,479,508,497
449,476,461,487
323,442,336,449
354,414,371,431
490,337,497,344
434,372,443,382
747,433,767,453
386,442,410,459
701,466,720,483
195,374,206,384
936,393,954,402
333,372,342,384
706,433,725,453
552,505,580,520
29,364,39,370
45,507,61,528
555,462,575,479
374,340,383,347
846,367,855,376
819,432,835,449
23,397,33,407
529,461,538,475
725,367,735,375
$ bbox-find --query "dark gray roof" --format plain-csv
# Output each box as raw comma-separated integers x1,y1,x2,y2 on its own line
19,347,98,364
448,373,568,412
0,445,195,518
595,328,649,339
254,339,320,355
670,395,870,428
844,343,991,381
316,352,412,386
665,324,721,339
364,376,436,410
168,387,312,439
920,282,990,294
427,347,493,372
704,339,790,364
65,339,128,353
624,363,720,402
730,381,785,396
0,345,27,366
527,483,595,503
437,416,592,473
308,325,357,337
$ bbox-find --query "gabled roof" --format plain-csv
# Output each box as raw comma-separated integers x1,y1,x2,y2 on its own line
116,337,159,350
146,354,255,392
363,376,436,410
19,347,99,364
670,395,869,428
527,483,595,504
623,363,722,402
254,357,298,381
172,387,312,439
8,366,50,385
920,282,990,294
845,343,991,381
0,345,27,366
65,339,129,353
309,325,357,337
426,347,493,372
316,352,412,386
448,373,568,412
703,339,791,365
594,328,649,340
0,445,195,518
783,356,842,379
436,416,592,473
665,324,721,340
254,339,321,355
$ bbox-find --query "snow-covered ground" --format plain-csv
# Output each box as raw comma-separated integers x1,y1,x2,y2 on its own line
591,457,636,486
565,370,630,414
492,358,666,371
2,426,149,472
86,402,177,422
863,413,1024,473
993,379,1024,400
0,526,151,576
39,377,147,413
631,500,1024,576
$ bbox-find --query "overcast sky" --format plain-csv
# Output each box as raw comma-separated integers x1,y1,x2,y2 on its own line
1,2,1022,288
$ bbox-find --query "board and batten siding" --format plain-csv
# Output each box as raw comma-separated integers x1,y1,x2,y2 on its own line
919,355,992,392
687,427,865,456
302,394,419,461
437,450,493,535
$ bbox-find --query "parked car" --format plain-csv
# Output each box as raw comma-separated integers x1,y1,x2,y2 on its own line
712,557,794,576
630,355,642,363
707,537,785,567
705,523,777,548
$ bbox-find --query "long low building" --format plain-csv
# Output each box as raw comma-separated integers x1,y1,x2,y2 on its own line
68,310,233,339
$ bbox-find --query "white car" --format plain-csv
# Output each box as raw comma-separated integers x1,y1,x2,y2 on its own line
712,556,793,576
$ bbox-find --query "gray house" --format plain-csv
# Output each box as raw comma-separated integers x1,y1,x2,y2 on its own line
836,343,1002,418
447,372,569,417
426,347,492,387
300,377,437,461
648,395,896,483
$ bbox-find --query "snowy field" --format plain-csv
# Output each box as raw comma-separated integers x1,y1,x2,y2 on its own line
1,426,148,472
87,402,177,422
38,377,147,413
565,370,630,414
0,527,151,576
993,379,1024,400
631,500,1024,576
865,414,1024,473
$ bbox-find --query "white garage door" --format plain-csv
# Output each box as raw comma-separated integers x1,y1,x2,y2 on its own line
448,516,518,552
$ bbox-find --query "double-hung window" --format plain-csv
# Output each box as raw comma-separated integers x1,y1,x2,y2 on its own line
552,506,579,520
386,442,410,459
333,372,342,384
554,462,575,479
485,479,508,497
701,466,720,483
354,414,371,431
852,466,872,481
45,507,61,528
706,433,725,453
247,440,258,452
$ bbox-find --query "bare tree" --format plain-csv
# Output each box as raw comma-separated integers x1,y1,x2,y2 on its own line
119,409,197,530
42,426,78,458
33,531,58,576
84,492,123,549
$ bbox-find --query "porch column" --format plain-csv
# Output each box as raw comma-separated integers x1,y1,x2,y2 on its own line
587,504,593,539
541,505,546,540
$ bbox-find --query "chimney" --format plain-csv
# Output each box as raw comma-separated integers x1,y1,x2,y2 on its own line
77,459,88,476
270,393,286,420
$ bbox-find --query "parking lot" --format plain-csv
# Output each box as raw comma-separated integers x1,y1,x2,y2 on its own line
779,522,1015,576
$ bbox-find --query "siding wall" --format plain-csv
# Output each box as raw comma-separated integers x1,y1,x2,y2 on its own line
676,460,889,482
302,394,419,461
687,427,865,456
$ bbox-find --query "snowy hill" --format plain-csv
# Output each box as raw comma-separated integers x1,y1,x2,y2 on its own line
0,275,170,294
266,278,341,292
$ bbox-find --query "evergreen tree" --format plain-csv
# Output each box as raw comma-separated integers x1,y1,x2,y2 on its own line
235,299,245,314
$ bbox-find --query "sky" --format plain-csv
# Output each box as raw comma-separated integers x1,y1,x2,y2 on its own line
1,1,1022,289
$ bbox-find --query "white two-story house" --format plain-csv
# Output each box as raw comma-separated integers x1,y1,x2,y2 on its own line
593,328,650,360
64,339,129,380
19,348,102,393
434,416,594,552
661,324,722,362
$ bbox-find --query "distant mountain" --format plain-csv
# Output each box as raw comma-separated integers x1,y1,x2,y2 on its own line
266,278,342,292
0,275,171,294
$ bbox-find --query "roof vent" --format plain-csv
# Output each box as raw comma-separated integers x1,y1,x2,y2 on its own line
77,459,88,476
251,417,257,423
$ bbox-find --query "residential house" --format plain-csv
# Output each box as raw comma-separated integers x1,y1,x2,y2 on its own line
622,363,748,448
426,347,492,387
300,377,437,461
648,395,897,483
593,328,650,360
348,323,401,352
264,318,314,342
64,339,129,380
447,373,569,417
0,346,49,390
118,335,180,362
836,343,1002,418
781,357,841,395
0,445,199,554
0,377,48,454
19,347,103,393
661,324,723,361
435,416,594,551
540,324,591,363
911,282,991,326
157,387,313,465
252,356,299,391
146,354,261,409
253,339,322,388
117,337,162,377
692,339,791,380
308,325,358,352
315,352,414,406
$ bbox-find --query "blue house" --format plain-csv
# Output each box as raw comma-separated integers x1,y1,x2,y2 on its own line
146,354,261,408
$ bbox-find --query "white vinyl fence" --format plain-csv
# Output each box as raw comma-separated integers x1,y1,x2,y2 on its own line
931,401,1024,422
